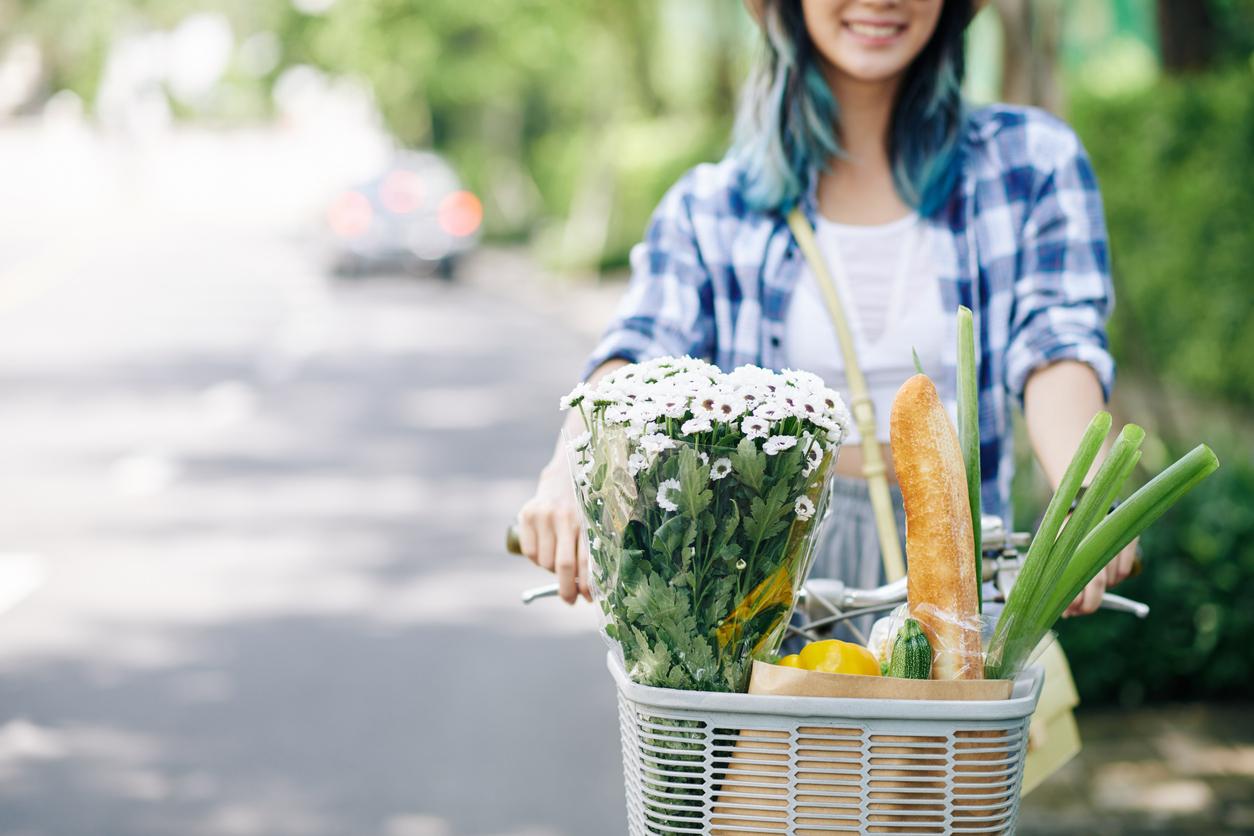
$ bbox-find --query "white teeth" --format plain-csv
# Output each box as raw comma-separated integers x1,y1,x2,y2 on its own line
848,22,900,38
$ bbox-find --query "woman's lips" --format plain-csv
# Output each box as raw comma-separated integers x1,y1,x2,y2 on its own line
843,20,908,45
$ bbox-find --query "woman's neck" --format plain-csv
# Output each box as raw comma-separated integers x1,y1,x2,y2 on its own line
818,70,909,225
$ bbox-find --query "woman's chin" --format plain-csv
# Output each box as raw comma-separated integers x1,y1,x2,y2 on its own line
829,57,912,87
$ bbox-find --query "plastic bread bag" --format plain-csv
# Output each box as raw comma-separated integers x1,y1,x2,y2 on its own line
910,602,990,680
866,604,911,672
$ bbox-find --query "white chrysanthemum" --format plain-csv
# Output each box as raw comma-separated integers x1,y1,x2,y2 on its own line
754,402,788,421
607,365,639,384
808,411,835,430
639,433,676,456
689,388,722,420
794,495,816,521
818,391,852,430
697,451,709,466
803,439,824,475
657,478,681,513
732,384,768,412
570,430,592,451
681,416,712,435
654,394,689,419
727,364,774,388
627,452,648,476
630,400,663,424
782,368,827,393
710,396,743,422
710,457,733,480
603,403,633,423
794,395,828,422
560,383,590,411
763,435,798,455
741,415,770,439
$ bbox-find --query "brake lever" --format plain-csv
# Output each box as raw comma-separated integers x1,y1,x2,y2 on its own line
522,583,560,604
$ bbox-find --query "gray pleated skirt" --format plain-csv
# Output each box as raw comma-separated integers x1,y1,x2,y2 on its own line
803,476,907,643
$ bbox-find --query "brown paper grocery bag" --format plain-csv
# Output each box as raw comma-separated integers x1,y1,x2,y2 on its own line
747,662,1012,701
710,663,1014,835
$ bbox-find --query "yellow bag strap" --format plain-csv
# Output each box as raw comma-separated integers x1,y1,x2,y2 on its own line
786,207,906,582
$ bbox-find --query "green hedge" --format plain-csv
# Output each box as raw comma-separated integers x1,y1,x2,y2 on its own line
1070,68,1254,407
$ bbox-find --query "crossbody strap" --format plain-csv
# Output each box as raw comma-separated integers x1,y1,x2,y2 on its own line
786,207,906,582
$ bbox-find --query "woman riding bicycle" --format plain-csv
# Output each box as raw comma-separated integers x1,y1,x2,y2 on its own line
517,0,1138,618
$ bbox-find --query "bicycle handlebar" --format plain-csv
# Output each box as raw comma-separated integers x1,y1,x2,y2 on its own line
513,577,1148,618
503,522,1149,620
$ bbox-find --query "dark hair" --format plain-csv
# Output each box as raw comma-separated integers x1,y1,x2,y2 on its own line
734,0,970,216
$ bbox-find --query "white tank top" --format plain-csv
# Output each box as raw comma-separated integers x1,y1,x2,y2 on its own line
784,213,958,444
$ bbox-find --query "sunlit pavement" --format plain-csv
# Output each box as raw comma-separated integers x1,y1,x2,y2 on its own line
0,125,1250,836
0,125,620,836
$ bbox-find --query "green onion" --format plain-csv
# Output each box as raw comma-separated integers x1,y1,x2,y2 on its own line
988,439,1220,679
956,306,981,610
986,411,1111,677
1040,443,1219,623
1022,425,1143,635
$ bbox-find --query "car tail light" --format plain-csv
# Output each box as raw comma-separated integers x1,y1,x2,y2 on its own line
437,190,482,237
328,191,372,238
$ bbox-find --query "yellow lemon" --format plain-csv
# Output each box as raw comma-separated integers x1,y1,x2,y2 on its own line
776,654,803,668
798,639,881,677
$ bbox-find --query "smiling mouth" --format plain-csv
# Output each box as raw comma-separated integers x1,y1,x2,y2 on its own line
844,20,907,39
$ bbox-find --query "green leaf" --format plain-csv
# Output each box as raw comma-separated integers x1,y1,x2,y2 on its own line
651,514,688,560
729,436,766,493
678,446,713,518
745,480,791,545
711,499,740,557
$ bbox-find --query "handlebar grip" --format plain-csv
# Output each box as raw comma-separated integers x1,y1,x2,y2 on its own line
505,525,523,555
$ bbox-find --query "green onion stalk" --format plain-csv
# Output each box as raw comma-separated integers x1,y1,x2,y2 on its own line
956,307,981,610
987,423,1219,679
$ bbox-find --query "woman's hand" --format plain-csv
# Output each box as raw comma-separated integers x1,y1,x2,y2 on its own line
1064,537,1139,617
516,457,590,605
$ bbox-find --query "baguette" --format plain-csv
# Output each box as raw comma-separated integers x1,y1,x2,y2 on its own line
890,374,983,680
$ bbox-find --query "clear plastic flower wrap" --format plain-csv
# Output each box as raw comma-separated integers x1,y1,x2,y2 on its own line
562,357,849,693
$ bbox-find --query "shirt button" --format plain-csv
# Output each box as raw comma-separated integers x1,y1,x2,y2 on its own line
770,336,781,347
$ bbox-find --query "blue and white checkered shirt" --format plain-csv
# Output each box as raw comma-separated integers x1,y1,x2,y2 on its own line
583,105,1115,521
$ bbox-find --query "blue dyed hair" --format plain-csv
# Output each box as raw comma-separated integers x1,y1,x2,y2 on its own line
735,0,969,217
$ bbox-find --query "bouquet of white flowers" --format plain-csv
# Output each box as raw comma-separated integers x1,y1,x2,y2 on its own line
561,356,851,692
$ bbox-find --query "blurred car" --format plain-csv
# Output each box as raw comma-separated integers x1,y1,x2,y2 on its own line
326,151,482,279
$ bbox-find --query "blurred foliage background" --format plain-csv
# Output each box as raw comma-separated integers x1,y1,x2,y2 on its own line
0,0,1250,705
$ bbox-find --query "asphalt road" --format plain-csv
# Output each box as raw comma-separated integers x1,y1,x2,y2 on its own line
0,131,623,835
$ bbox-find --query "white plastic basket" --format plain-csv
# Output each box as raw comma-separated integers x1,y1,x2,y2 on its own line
609,653,1045,835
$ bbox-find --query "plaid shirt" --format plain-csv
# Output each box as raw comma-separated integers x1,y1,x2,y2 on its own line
583,105,1115,520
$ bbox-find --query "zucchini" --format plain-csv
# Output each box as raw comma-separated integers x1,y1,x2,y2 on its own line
888,619,932,680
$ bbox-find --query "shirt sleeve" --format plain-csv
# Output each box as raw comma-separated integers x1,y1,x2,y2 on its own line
581,173,716,380
1004,133,1116,405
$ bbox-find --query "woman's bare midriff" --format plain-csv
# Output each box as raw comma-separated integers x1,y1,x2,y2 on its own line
833,441,899,484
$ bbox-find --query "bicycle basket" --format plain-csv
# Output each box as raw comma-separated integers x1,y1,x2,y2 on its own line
609,653,1044,835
